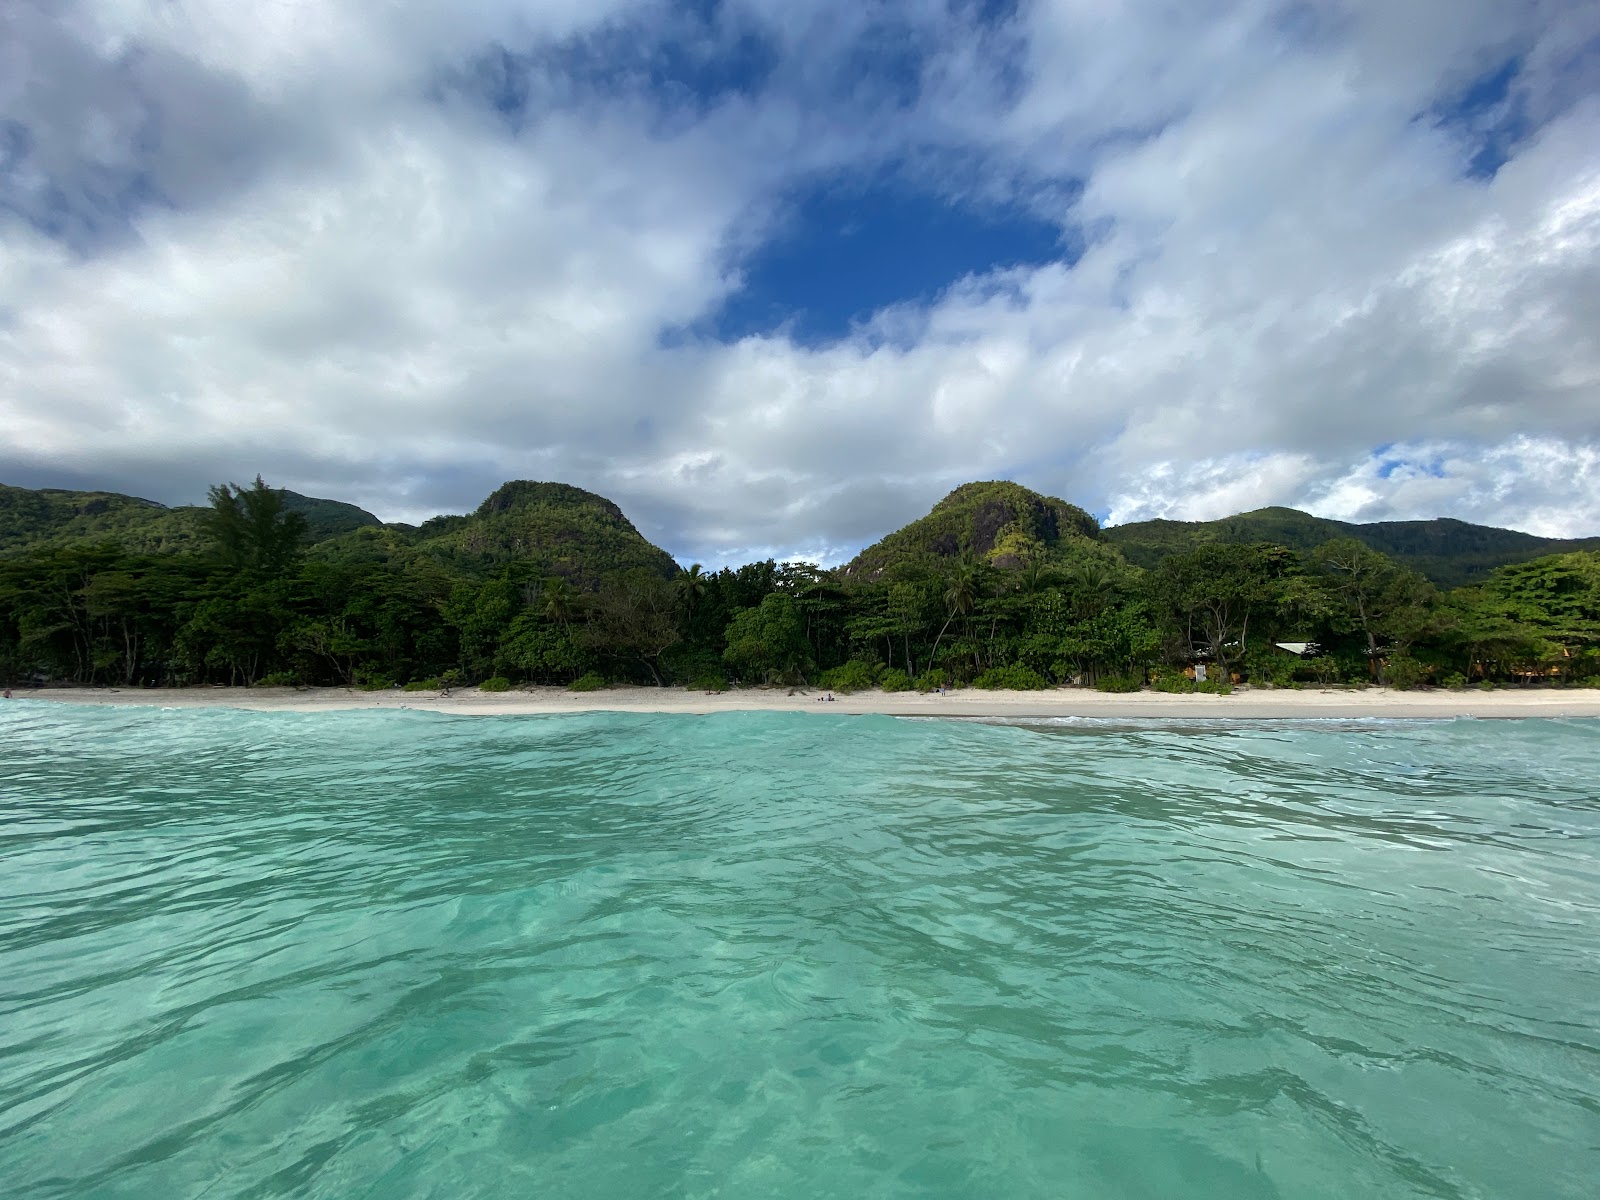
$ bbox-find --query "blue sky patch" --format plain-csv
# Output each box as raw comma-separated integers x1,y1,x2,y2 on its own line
699,173,1073,344
1428,56,1529,180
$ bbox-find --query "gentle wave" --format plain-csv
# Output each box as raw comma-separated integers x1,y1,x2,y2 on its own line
2,705,1598,1198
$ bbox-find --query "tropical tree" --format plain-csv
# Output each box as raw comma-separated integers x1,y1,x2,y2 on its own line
723,593,813,683
929,553,986,671
202,476,308,574
674,563,707,623
1312,538,1437,682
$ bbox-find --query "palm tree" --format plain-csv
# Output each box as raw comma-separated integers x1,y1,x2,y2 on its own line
1064,560,1117,618
674,563,707,623
541,576,580,626
1016,555,1059,596
929,553,984,672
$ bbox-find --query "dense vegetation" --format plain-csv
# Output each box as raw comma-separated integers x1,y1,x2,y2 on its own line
0,482,382,557
2,478,1597,692
1106,506,1600,589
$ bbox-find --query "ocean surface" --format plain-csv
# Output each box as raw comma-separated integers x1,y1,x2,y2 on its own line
2,704,1598,1199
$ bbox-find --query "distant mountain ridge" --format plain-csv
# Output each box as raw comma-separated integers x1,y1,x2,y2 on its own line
1,478,679,586
1104,505,1600,588
8,477,1597,590
318,480,679,583
0,483,381,557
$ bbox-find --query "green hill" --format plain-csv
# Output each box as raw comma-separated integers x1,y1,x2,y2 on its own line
1,482,379,557
1105,506,1600,588
845,481,1105,577
319,480,679,585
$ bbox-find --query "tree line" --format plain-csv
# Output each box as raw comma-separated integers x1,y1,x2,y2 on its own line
2,478,1596,692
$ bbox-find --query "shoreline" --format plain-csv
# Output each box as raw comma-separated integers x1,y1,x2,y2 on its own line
13,683,1600,720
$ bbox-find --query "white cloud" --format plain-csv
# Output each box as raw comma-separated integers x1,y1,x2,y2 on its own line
2,0,1598,567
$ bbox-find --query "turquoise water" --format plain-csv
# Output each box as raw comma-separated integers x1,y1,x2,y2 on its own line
2,706,1598,1199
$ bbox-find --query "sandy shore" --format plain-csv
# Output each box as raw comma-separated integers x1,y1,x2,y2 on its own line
15,683,1600,720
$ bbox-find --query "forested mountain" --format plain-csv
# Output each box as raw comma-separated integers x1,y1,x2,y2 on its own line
2,474,1596,693
1,479,675,584
403,481,678,583
0,483,381,557
846,481,1106,577
1105,506,1600,588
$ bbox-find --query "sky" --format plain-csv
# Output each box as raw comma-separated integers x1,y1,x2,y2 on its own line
2,0,1598,567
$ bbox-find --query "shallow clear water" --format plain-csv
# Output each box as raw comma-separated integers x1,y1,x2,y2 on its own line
2,704,1598,1199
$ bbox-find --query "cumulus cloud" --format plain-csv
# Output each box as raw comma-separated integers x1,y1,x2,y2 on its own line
2,0,1598,566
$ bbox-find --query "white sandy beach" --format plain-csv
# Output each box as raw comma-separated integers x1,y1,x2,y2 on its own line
16,683,1600,720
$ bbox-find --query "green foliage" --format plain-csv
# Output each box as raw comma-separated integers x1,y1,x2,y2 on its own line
1242,649,1297,687
1439,671,1467,690
5,474,1597,701
687,673,728,692
1195,678,1234,695
1094,674,1142,693
203,477,309,574
723,594,813,684
1382,655,1429,690
973,664,1048,690
818,659,881,693
255,671,299,687
1151,671,1195,693
478,676,513,692
846,481,1101,578
411,479,677,584
402,678,441,691
1105,505,1600,588
568,672,608,692
879,668,912,692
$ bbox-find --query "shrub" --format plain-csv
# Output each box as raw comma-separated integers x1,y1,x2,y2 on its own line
1438,671,1467,691
254,671,298,688
1383,655,1429,691
403,678,442,692
354,671,394,691
478,677,513,693
569,672,608,692
688,673,728,692
973,664,1048,690
818,660,881,694
880,669,912,693
1195,678,1234,695
915,667,949,693
1243,651,1295,688
1298,656,1343,685
1094,674,1142,693
1151,672,1195,694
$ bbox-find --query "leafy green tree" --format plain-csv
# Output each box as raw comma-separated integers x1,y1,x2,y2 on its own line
203,476,308,574
584,569,681,684
723,593,813,683
1148,543,1282,676
1312,538,1437,683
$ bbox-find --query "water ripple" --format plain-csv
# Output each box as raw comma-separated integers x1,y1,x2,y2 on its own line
2,704,1598,1198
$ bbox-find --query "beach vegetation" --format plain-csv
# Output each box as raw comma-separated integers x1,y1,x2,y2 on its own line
1093,674,1142,693
3,476,1598,697
879,668,912,692
478,676,513,692
568,672,608,692
818,659,881,693
974,664,1049,690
